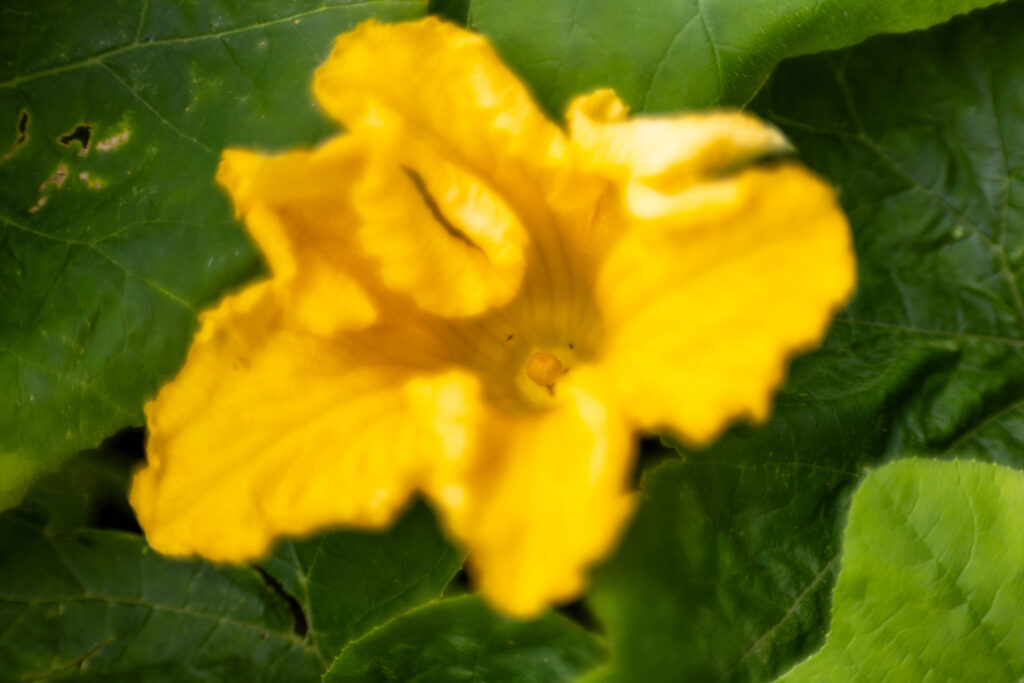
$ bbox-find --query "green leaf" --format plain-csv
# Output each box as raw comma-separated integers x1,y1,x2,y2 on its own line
468,0,1006,115
0,0,428,509
260,502,465,663
584,452,853,683
323,594,606,682
585,3,1024,680
0,510,322,680
2,453,465,679
777,458,1024,681
14,442,139,534
754,0,1024,467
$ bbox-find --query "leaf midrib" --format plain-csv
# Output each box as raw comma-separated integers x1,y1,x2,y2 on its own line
1,595,309,649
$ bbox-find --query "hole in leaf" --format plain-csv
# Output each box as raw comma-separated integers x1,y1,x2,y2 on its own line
2,109,29,161
57,123,93,155
15,110,28,145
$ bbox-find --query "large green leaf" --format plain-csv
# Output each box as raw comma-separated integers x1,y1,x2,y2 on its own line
323,594,606,682
0,510,323,680
13,442,139,535
2,449,467,679
754,0,1024,466
778,458,1024,681
468,0,1006,115
583,431,863,683
0,0,427,509
260,502,465,663
584,2,1024,681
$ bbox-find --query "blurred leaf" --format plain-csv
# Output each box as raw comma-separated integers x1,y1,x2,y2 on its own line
585,3,1024,681
468,0,1006,115
0,510,322,681
323,594,606,682
778,458,1024,682
260,502,465,663
0,0,427,509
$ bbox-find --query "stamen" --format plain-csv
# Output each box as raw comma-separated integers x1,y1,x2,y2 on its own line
526,351,565,389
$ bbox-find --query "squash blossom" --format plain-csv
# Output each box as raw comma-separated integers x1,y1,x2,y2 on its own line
130,17,855,617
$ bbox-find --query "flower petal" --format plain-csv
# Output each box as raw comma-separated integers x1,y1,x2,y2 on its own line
352,148,528,317
130,285,454,562
428,371,634,617
568,89,791,194
314,18,609,320
313,17,567,202
217,140,378,335
596,164,855,444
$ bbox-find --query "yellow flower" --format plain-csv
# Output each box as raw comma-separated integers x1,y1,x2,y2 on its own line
129,17,855,617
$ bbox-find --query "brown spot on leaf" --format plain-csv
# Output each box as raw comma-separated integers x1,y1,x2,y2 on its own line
43,163,69,190
78,171,107,190
29,163,69,213
96,129,130,152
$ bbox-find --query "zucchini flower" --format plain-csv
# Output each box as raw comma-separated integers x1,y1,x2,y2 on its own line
130,17,855,617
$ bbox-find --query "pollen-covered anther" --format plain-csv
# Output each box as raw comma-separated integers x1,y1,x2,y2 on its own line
526,351,566,389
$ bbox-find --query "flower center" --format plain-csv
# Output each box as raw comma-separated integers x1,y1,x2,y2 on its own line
525,351,566,389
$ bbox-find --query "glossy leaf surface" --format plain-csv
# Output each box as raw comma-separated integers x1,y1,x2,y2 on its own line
468,0,1005,115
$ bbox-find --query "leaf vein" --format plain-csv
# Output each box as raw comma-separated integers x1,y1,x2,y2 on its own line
717,552,841,681
0,1,410,90
95,61,213,154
